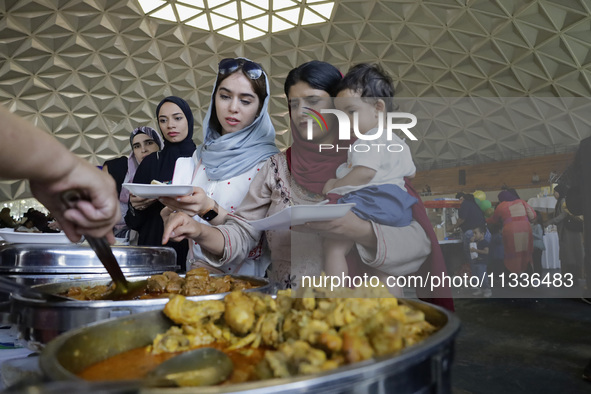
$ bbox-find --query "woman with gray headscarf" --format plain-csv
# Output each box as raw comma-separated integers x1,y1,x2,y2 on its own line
159,58,278,275
102,126,164,242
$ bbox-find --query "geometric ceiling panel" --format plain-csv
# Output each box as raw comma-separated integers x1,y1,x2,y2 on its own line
138,0,335,41
1,0,591,203
397,97,591,170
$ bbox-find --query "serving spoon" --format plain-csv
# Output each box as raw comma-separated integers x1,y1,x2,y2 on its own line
145,347,233,387
61,190,148,301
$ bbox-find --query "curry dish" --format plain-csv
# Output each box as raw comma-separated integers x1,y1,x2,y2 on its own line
62,267,257,300
79,285,437,386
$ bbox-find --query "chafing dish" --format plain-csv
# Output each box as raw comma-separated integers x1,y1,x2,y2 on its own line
11,275,270,350
39,298,459,393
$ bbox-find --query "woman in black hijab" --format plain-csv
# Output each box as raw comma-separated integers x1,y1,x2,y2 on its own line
125,96,196,268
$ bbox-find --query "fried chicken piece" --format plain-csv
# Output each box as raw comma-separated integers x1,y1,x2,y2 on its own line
146,275,168,293
182,275,209,296
281,310,305,341
163,294,224,325
341,329,374,363
165,277,183,294
276,289,294,315
318,330,342,353
293,287,316,311
264,340,330,377
400,305,425,323
366,310,403,356
230,280,255,291
249,292,277,315
403,320,437,346
185,267,210,279
64,285,111,300
147,271,182,294
151,326,191,354
298,319,330,345
208,276,232,294
259,312,282,347
262,349,292,378
163,271,181,281
224,291,256,335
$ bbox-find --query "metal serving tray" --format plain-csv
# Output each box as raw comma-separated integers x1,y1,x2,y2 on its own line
39,298,460,394
10,274,270,350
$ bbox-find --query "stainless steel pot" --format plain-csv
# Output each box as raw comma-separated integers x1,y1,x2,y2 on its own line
0,244,179,282
40,298,460,394
11,275,270,350
0,243,179,325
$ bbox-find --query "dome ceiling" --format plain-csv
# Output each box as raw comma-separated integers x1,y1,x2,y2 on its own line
0,0,590,202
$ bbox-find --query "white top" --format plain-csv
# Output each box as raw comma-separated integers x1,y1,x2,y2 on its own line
172,152,270,276
330,128,416,195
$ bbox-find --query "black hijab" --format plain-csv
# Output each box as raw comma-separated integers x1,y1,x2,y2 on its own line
133,96,196,184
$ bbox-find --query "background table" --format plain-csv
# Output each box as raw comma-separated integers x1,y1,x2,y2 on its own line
541,231,560,269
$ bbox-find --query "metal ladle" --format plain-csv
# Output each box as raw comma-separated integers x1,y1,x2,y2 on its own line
61,190,148,300
145,347,233,387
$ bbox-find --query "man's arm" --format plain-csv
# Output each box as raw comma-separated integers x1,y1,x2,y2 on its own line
1,105,120,242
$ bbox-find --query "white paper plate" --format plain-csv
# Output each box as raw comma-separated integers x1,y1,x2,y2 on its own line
0,228,72,244
249,202,356,231
122,183,194,199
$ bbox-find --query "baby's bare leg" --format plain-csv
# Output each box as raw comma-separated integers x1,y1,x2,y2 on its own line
323,238,354,276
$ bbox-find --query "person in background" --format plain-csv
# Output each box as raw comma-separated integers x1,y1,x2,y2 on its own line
531,210,545,274
469,225,491,297
561,136,591,381
102,126,163,243
487,190,536,274
501,185,521,200
454,192,489,267
321,63,417,276
0,208,17,228
125,97,196,268
159,58,278,275
22,208,58,233
545,183,584,284
487,221,504,276
0,104,119,242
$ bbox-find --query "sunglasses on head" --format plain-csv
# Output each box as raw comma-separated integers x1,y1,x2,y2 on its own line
218,58,263,80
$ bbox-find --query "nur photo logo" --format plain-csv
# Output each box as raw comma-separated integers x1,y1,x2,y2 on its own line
303,107,328,137
304,105,418,153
